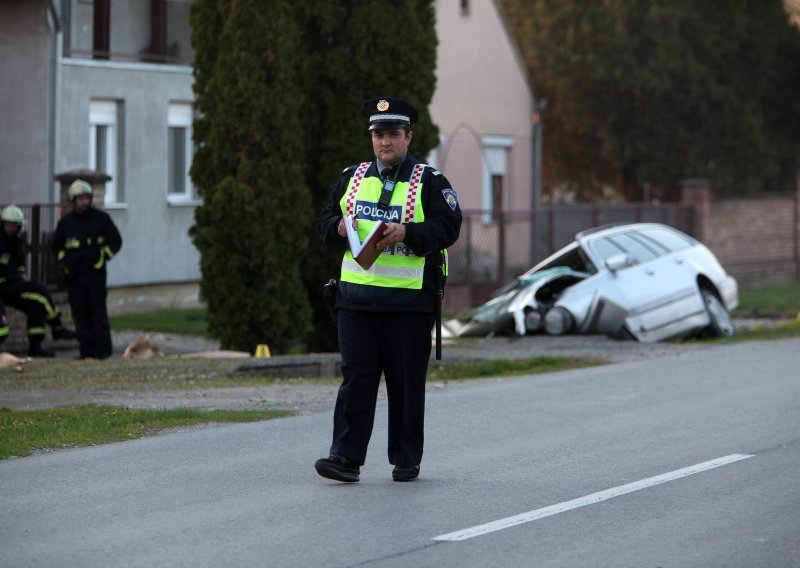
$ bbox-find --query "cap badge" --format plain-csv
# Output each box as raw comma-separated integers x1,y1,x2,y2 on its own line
377,99,390,112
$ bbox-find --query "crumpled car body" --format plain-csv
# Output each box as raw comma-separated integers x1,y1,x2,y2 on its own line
452,223,738,343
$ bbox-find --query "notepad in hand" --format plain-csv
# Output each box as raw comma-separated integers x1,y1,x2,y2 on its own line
344,215,387,270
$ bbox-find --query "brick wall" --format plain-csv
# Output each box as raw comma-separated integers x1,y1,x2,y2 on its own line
682,180,800,289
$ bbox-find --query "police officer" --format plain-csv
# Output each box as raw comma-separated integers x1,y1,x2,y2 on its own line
52,181,122,360
315,97,462,483
0,205,77,357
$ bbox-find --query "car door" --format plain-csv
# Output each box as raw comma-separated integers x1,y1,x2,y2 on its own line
587,230,703,341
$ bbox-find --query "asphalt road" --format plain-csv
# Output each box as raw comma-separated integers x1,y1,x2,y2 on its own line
1,338,799,567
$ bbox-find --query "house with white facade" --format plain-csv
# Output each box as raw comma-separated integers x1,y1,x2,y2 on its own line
0,0,535,313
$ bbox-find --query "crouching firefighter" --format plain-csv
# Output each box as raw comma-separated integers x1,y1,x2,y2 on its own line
0,205,77,357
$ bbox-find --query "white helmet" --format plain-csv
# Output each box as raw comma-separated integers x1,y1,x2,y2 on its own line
1,204,24,224
67,179,93,202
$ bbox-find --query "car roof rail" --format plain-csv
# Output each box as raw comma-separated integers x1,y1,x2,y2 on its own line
575,222,634,239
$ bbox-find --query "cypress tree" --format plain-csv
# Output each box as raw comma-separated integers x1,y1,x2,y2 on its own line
294,0,440,351
190,0,311,353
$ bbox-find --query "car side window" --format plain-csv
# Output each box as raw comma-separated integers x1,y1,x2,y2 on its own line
610,233,659,262
636,227,693,252
592,238,626,263
593,233,659,265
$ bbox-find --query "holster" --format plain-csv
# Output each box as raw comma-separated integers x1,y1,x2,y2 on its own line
323,278,338,326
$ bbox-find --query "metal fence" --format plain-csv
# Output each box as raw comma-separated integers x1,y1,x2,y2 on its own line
5,201,695,308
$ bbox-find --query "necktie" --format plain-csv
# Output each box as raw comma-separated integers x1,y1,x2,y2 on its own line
381,168,391,181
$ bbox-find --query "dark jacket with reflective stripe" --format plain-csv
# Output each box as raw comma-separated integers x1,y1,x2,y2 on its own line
52,207,122,276
0,231,26,285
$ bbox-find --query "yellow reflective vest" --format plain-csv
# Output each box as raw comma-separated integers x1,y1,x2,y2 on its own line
339,162,426,290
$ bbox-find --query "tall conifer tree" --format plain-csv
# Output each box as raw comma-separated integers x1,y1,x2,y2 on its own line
294,0,439,351
190,0,311,353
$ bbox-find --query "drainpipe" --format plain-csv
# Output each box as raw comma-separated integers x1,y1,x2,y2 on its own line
49,0,62,206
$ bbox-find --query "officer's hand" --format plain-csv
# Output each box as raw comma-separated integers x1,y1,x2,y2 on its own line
337,216,357,238
376,222,405,249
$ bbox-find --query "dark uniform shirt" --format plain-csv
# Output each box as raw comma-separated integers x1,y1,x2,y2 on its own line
318,156,462,314
52,207,123,276
0,231,26,284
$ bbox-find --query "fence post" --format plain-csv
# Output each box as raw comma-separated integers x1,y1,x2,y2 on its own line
498,211,506,283
795,173,799,282
680,178,711,243
465,216,473,304
29,204,42,283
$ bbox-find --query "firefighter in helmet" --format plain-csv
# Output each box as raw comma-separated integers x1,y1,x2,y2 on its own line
0,204,77,357
52,180,122,359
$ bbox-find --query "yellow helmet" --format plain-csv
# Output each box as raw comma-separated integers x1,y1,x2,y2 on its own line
1,204,24,224
67,180,93,202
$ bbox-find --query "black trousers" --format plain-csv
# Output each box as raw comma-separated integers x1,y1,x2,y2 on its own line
0,280,61,338
67,269,112,359
331,309,434,467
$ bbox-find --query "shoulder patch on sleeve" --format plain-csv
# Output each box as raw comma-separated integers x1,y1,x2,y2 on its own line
342,164,357,174
442,187,458,211
431,169,443,176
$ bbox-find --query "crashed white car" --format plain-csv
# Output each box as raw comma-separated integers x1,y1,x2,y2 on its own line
453,223,738,343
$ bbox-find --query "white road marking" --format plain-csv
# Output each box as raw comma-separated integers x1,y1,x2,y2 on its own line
433,453,753,542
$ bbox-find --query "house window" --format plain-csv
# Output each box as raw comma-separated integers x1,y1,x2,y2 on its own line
65,0,194,64
481,136,514,224
93,0,110,60
167,102,195,203
491,175,503,222
89,99,122,204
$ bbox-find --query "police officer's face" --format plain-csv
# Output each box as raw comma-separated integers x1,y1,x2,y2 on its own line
371,128,412,166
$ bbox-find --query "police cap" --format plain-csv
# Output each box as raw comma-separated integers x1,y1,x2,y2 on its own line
362,97,418,131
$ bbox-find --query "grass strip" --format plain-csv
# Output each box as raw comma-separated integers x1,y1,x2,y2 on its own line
719,318,800,342
0,358,268,391
0,405,290,460
110,308,209,336
428,356,607,382
734,283,800,318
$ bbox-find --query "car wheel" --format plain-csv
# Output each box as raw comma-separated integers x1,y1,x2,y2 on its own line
544,306,574,336
524,308,542,333
701,288,735,338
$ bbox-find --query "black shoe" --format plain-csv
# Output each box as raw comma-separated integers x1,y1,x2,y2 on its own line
392,465,420,482
51,325,77,340
315,455,360,483
29,345,55,358
392,465,419,481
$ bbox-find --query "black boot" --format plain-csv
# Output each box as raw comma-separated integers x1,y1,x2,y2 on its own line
51,324,77,340
28,336,54,358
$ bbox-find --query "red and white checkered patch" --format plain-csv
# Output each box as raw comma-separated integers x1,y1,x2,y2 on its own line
345,162,372,216
403,164,425,223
